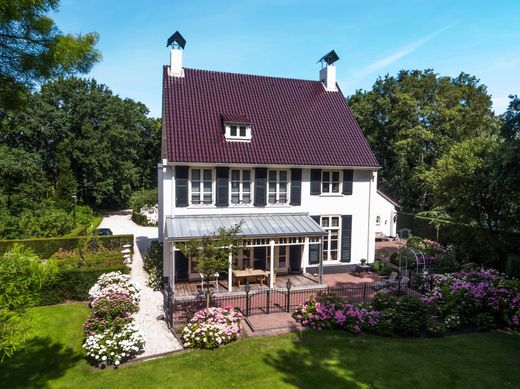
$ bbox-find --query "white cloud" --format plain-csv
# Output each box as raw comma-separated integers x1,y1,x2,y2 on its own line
345,24,455,87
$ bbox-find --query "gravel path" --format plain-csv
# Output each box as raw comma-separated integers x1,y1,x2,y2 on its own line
98,211,183,357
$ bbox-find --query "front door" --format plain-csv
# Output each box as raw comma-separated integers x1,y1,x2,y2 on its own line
289,245,302,273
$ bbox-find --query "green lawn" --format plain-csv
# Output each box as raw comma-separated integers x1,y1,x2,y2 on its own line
1,304,519,389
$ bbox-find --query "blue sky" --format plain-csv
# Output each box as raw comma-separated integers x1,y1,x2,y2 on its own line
53,0,520,118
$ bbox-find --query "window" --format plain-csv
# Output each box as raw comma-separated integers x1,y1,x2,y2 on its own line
322,171,340,193
230,169,252,205
191,168,213,205
225,123,252,141
268,170,289,204
376,215,381,226
321,216,340,261
232,248,251,270
278,246,287,269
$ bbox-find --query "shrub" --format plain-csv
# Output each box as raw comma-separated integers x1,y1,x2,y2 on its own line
91,288,139,321
17,207,74,238
83,314,132,337
83,322,145,368
182,307,242,349
88,271,140,303
51,247,124,270
38,265,130,305
129,189,158,226
143,241,163,290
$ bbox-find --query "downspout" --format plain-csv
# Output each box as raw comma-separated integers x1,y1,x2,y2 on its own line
367,172,373,261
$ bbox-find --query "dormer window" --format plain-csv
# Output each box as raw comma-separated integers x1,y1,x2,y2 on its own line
225,123,252,141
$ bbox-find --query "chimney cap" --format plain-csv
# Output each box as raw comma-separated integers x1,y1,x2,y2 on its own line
318,50,339,65
167,31,186,49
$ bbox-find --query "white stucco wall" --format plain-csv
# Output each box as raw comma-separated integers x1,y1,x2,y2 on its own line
373,191,398,238
159,164,378,267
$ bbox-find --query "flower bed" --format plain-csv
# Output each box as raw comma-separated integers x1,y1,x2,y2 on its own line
83,271,144,367
293,269,520,337
182,307,242,349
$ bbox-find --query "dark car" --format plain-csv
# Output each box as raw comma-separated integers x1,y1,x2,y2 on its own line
95,228,113,236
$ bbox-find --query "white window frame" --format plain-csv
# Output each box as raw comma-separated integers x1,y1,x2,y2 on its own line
321,170,341,194
321,215,341,262
189,167,215,206
224,123,252,142
230,169,253,206
267,170,290,205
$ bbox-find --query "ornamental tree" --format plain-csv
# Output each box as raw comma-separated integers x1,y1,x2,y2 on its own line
177,223,243,310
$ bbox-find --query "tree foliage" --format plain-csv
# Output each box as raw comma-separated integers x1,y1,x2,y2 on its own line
0,0,100,110
348,70,499,212
0,77,160,222
0,244,57,360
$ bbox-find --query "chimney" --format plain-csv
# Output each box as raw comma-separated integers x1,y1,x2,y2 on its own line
166,31,186,77
318,50,339,91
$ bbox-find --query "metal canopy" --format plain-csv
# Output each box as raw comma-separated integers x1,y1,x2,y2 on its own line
166,213,326,241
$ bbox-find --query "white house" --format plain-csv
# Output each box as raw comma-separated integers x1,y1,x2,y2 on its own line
158,32,381,293
374,190,399,239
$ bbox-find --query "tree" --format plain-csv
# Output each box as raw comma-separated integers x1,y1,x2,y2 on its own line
3,77,161,209
348,70,499,212
0,0,100,110
422,135,500,229
177,224,243,310
0,244,57,360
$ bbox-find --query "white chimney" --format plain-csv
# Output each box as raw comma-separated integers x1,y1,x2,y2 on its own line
170,48,183,77
318,50,339,92
166,31,186,78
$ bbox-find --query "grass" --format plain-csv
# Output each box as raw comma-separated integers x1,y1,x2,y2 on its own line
1,304,519,389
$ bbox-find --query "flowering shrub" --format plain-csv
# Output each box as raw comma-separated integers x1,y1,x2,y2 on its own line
83,322,145,368
83,272,144,367
182,307,242,349
88,271,140,303
294,292,432,337
420,269,520,329
140,204,158,226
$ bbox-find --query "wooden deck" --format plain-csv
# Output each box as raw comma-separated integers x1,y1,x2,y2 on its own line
174,273,320,298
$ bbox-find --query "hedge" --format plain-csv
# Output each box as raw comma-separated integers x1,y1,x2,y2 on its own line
38,265,130,305
63,215,103,238
0,234,134,259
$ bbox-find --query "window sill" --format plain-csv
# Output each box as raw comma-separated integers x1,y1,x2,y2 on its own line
187,204,216,209
319,193,343,197
266,204,292,208
229,204,254,208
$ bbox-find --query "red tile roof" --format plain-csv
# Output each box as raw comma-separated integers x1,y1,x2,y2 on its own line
163,67,379,167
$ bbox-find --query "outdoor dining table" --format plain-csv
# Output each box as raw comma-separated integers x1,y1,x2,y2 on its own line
232,269,270,288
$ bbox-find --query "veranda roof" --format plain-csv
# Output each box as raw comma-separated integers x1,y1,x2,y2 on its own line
165,213,326,241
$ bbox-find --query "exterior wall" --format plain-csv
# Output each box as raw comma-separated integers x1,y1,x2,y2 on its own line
159,164,378,270
373,191,397,238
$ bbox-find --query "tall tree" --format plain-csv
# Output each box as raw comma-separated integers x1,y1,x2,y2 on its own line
4,77,161,209
0,0,100,110
348,70,499,212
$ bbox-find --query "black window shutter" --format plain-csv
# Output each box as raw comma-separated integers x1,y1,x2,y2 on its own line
340,215,352,263
254,168,267,206
343,169,353,195
215,167,229,206
290,168,302,205
309,244,320,265
175,166,189,207
309,215,321,264
310,169,321,195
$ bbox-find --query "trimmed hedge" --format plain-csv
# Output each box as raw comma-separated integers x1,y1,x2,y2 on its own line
0,234,134,259
38,265,130,305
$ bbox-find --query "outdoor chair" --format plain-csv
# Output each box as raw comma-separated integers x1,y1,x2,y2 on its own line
373,271,398,291
200,272,219,292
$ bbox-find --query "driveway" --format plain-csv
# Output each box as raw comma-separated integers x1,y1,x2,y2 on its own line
98,210,182,357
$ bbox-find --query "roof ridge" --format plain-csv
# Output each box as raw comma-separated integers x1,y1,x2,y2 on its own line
184,67,323,84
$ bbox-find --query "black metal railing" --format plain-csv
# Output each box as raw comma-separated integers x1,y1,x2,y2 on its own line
168,277,422,325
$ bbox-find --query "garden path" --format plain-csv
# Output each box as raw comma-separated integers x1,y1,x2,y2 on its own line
99,211,183,357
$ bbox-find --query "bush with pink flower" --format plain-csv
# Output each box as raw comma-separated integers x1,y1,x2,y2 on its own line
182,307,242,349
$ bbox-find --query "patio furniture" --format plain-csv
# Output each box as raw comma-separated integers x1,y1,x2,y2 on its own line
200,272,219,292
232,269,270,288
373,271,398,291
